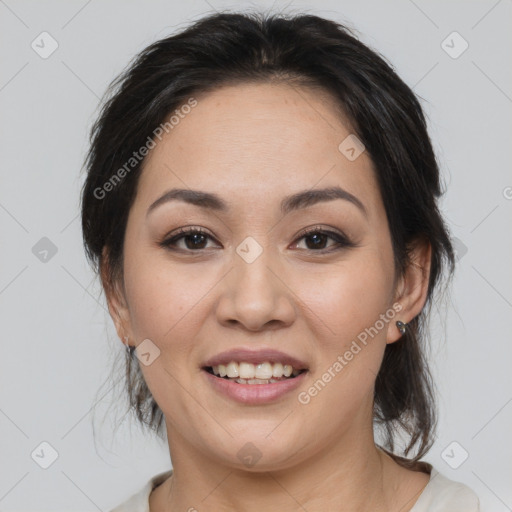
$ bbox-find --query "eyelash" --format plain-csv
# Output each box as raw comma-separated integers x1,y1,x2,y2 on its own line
159,225,356,254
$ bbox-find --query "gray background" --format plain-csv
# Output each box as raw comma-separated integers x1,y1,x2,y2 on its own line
1,0,511,510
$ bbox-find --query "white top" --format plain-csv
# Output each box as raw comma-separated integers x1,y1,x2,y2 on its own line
110,466,480,512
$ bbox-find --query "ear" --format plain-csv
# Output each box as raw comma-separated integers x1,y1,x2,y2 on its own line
100,246,134,347
387,237,432,344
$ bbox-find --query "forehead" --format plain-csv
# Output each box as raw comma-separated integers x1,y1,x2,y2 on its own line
136,82,381,216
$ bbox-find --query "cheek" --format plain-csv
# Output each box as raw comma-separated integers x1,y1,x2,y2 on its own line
122,245,223,346
301,254,394,349
121,252,213,409
296,259,393,426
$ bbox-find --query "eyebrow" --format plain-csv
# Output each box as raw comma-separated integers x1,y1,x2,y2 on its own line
146,186,367,218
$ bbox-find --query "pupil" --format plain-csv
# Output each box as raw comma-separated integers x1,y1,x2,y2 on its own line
307,233,326,249
187,233,206,249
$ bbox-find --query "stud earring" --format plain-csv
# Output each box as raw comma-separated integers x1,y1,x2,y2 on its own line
396,320,407,335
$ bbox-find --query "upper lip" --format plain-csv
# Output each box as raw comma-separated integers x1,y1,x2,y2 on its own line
202,348,309,370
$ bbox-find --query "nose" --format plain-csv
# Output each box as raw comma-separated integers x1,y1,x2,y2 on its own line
215,243,296,332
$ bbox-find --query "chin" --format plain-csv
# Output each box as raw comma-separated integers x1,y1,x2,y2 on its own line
213,432,306,472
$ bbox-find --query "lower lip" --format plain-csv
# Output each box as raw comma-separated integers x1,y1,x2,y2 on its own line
202,369,308,404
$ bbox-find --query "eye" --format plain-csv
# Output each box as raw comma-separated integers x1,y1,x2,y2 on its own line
160,227,219,251
160,225,355,253
292,226,355,252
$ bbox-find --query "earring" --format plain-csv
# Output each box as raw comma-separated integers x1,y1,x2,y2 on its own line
396,320,407,335
124,336,135,357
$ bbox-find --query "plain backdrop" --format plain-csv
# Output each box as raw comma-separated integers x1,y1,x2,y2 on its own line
1,0,511,510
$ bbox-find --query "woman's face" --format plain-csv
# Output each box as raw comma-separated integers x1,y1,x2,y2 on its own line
111,82,413,471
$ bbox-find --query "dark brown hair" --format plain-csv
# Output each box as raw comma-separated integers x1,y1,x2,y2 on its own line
82,11,455,468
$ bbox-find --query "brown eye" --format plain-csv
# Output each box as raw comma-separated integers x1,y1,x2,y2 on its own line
181,232,209,250
293,227,355,252
160,226,356,254
302,232,331,250
160,227,218,251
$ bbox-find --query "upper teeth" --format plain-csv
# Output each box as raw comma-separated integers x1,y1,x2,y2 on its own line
211,362,300,379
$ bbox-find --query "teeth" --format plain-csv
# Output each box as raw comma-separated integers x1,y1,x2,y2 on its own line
272,363,284,378
210,361,303,381
226,362,239,378
255,362,273,379
247,378,270,384
236,378,284,384
239,362,254,379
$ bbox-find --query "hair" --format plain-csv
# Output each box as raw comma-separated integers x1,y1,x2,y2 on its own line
81,10,455,469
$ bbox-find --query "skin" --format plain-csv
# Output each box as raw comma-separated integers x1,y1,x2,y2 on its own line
105,82,432,511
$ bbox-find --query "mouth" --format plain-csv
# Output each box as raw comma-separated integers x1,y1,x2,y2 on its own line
201,348,309,403
203,362,307,385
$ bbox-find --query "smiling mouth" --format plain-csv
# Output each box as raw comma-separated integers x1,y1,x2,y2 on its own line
203,362,307,385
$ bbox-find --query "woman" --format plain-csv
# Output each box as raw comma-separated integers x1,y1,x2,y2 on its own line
81,11,480,512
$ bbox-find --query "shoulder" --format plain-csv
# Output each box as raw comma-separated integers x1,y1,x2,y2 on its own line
109,470,173,512
410,466,480,512
108,465,479,512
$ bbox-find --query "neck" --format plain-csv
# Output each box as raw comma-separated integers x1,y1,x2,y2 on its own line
151,424,409,511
